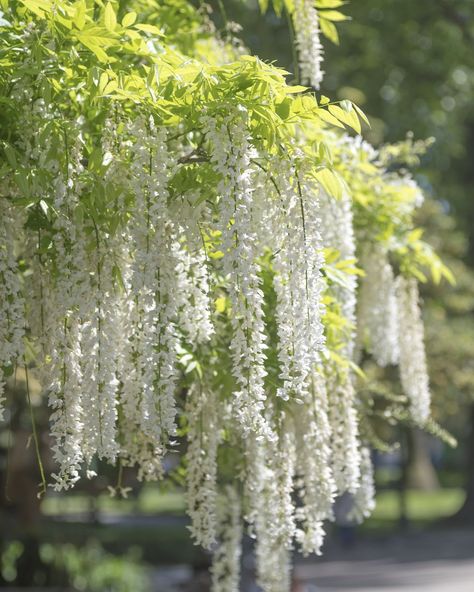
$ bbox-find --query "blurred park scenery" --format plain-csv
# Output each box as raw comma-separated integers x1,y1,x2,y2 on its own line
1,0,474,591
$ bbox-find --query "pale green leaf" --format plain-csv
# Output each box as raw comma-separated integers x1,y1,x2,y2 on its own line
121,11,137,28
319,18,339,44
104,2,116,32
315,167,343,198
319,10,349,21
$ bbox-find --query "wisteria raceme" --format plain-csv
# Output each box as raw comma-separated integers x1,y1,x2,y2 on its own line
80,237,122,466
348,446,376,524
203,108,272,441
319,190,358,356
294,374,336,555
357,246,400,367
0,203,25,420
327,368,361,495
120,118,180,479
337,133,378,166
293,0,324,89
256,537,291,592
242,433,265,532
211,486,243,592
396,276,431,424
173,237,214,347
318,189,361,498
254,422,296,592
185,386,220,549
45,137,90,490
272,158,326,403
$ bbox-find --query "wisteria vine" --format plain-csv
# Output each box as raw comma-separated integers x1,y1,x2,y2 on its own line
0,1,451,591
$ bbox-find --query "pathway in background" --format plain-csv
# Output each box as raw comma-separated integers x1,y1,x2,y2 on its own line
296,528,474,592
149,527,474,591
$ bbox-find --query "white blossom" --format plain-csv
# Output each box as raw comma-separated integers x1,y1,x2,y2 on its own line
348,446,376,523
396,276,431,424
327,368,361,495
357,246,400,366
254,421,296,592
256,540,291,592
202,109,272,441
79,238,121,466
185,386,220,549
173,238,214,346
0,203,25,419
319,190,357,357
211,485,243,592
272,158,326,403
45,135,92,490
294,374,336,555
120,117,179,479
293,0,324,89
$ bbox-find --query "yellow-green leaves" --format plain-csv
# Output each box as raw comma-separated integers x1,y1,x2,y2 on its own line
319,9,349,21
104,3,117,32
134,23,163,35
397,238,456,286
314,167,344,198
315,0,347,8
98,70,118,96
328,103,361,133
74,26,117,62
122,11,137,28
318,1,351,45
19,0,52,19
73,0,86,30
316,100,369,134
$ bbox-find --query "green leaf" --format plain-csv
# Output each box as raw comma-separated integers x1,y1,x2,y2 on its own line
315,0,346,7
3,143,17,168
74,0,87,30
19,0,52,18
315,167,343,198
316,107,345,128
319,10,349,21
104,2,116,32
121,11,137,28
134,23,163,36
75,27,116,62
275,98,291,120
353,103,371,127
319,18,339,44
328,103,361,133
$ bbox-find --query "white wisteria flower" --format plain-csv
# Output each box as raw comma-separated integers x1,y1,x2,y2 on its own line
0,203,25,420
202,108,273,441
293,0,324,89
397,276,431,424
211,486,243,592
357,246,400,367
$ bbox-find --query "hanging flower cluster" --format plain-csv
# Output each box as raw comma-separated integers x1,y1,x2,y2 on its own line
292,0,325,89
0,2,450,591
1,113,438,590
356,246,432,423
202,109,273,441
357,245,400,367
396,276,431,424
0,203,25,419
